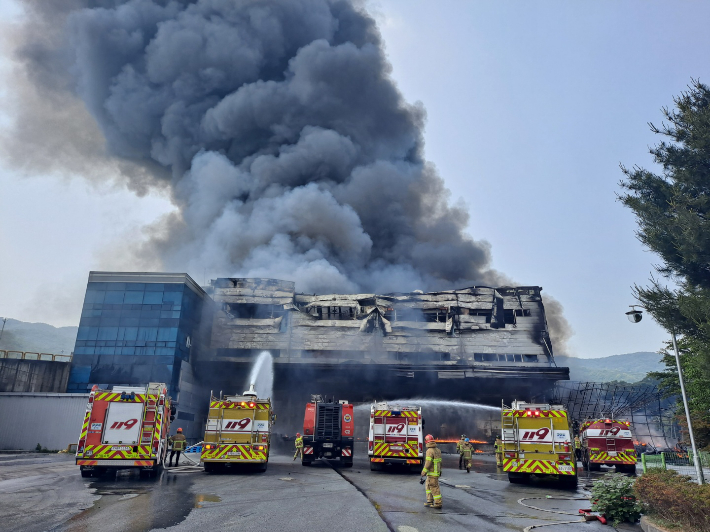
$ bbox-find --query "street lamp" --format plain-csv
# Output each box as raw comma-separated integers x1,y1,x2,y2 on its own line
629,306,705,484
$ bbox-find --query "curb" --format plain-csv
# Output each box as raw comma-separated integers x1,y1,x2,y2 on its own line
640,516,672,532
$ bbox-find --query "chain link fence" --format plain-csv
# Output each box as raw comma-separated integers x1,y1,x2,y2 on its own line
642,450,710,482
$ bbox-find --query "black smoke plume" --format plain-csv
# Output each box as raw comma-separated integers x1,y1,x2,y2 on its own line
4,0,499,294
3,0,571,351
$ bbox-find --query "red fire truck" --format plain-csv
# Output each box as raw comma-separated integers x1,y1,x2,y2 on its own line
579,418,637,474
368,402,424,472
301,395,353,467
75,383,174,478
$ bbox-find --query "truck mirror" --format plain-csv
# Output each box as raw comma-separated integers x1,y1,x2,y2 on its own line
422,419,426,426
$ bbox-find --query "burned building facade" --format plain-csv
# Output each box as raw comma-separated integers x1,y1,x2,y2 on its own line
69,273,569,438
202,278,568,410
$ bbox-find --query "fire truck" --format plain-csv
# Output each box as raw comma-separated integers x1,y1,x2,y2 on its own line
579,418,637,474
76,383,174,478
202,384,274,472
501,400,577,487
301,395,354,467
368,402,423,472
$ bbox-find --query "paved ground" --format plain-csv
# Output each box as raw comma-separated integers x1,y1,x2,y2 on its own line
0,448,642,532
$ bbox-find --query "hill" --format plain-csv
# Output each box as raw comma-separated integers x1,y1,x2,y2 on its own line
0,318,78,355
555,352,663,383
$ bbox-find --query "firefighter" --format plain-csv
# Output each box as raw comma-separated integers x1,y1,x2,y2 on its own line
168,428,186,467
293,432,304,461
457,434,466,470
574,435,582,461
421,434,443,509
495,436,503,467
461,437,473,473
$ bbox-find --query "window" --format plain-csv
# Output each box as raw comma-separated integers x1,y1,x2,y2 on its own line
97,327,118,341
514,309,532,317
523,355,539,363
104,291,125,304
123,291,144,304
143,292,163,304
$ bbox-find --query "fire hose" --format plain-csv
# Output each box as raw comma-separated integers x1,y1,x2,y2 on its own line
517,496,591,531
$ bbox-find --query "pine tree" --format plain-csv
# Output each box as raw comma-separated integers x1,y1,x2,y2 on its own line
620,80,710,449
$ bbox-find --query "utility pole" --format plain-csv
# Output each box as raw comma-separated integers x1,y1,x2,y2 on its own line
671,330,705,484
0,317,6,343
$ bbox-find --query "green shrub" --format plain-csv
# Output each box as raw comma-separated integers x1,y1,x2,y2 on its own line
591,473,642,526
634,469,710,532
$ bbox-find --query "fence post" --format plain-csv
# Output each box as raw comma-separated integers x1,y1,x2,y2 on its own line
661,452,666,470
642,453,647,474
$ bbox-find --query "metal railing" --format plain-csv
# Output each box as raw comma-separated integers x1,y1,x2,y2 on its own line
642,450,710,483
0,350,72,363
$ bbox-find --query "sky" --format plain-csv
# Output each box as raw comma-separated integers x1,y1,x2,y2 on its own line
1,0,707,358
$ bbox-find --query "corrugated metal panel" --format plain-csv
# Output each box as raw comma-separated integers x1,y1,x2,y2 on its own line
0,393,89,450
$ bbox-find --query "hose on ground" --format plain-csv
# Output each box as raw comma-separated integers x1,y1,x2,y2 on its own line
518,496,590,531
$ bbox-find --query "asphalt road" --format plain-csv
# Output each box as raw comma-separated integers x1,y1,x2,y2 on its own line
0,448,642,532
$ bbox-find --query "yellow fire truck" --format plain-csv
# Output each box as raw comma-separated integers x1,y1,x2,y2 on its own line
201,384,274,472
501,400,577,487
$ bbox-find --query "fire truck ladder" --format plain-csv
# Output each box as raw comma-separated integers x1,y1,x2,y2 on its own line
501,404,518,452
605,422,617,454
141,384,162,447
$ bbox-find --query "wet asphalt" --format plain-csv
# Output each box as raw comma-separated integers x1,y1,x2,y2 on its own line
0,449,642,532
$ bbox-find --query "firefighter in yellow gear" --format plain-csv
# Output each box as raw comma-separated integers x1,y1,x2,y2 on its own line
169,427,186,467
421,434,443,509
293,433,304,461
495,436,503,467
456,434,466,469
574,436,582,461
461,438,473,472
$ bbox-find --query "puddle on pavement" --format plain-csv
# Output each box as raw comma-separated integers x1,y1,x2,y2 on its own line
63,470,196,531
194,494,221,508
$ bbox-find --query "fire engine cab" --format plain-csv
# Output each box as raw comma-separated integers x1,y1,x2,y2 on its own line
301,395,354,467
579,418,637,474
368,402,423,472
76,383,173,478
201,384,274,472
501,400,577,487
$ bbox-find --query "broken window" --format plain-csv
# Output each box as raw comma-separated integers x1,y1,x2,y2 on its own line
523,355,539,363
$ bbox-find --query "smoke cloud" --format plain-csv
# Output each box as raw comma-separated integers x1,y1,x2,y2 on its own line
3,0,572,347
4,0,500,294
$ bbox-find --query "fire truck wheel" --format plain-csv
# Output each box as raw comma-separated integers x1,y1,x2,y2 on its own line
103,468,117,479
410,464,421,474
589,462,601,472
258,462,268,473
507,472,530,484
301,460,312,467
370,461,383,471
80,467,93,478
616,464,637,475
558,475,578,488
204,462,216,473
341,460,353,468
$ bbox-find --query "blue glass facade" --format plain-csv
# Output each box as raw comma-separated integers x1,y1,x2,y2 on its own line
68,273,206,399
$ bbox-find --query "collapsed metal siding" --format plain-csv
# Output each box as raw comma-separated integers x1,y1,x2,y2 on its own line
0,393,88,450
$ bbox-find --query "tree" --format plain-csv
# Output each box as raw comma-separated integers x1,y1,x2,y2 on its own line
620,79,710,449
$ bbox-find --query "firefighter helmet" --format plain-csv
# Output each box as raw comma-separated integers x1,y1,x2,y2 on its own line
461,434,465,439
296,432,301,437
425,434,434,443
177,428,183,432
465,438,470,442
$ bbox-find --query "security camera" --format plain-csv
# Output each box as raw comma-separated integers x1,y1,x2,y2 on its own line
626,306,643,323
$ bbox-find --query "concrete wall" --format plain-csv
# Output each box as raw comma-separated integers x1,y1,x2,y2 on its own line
0,393,88,450
0,359,70,392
